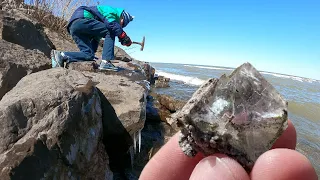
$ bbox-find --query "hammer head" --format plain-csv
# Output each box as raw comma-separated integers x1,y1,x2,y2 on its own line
132,36,146,51
140,36,145,51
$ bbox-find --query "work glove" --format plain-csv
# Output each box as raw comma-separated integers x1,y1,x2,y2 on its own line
119,32,132,46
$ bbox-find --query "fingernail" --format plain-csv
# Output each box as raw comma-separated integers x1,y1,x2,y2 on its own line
190,156,235,180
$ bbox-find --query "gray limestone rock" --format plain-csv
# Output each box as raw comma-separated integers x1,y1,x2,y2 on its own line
82,72,148,137
176,62,288,171
0,68,113,179
0,39,51,100
66,61,149,138
0,10,55,58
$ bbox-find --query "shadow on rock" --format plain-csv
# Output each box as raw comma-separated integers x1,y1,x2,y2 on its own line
8,139,60,180
97,88,134,177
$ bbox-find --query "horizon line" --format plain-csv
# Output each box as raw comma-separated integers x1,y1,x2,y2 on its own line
148,61,320,81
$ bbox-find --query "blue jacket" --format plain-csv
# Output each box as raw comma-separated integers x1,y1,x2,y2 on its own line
67,6,125,37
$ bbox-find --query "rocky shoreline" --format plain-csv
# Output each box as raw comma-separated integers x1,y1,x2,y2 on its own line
0,3,183,179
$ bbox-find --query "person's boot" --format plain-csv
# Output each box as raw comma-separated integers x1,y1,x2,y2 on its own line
99,60,119,71
51,50,65,68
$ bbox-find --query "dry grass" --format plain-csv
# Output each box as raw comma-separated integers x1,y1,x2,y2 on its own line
23,0,97,37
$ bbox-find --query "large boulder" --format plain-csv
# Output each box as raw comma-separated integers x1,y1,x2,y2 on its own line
67,62,148,178
82,71,148,137
0,68,113,179
0,10,55,57
0,39,51,100
67,61,150,135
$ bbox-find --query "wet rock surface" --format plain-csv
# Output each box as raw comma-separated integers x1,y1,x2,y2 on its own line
176,62,288,171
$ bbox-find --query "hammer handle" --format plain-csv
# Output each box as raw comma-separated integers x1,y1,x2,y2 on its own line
132,41,141,45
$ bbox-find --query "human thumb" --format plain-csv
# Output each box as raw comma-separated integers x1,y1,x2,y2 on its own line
190,154,250,180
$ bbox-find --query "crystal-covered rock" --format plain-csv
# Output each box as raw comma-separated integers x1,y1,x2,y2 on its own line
175,62,288,170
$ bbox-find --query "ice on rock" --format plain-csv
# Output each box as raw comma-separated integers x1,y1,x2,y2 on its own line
133,131,137,153
130,129,142,169
138,129,141,153
175,62,288,171
133,129,142,154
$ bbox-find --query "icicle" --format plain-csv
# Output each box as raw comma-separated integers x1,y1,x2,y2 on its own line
129,146,134,169
138,129,141,153
133,131,137,153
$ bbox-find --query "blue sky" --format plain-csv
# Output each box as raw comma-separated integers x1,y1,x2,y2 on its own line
105,0,319,79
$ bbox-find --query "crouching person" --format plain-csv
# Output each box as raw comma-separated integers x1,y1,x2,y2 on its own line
51,5,134,71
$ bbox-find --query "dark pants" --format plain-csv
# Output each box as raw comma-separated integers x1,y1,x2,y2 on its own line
64,18,115,62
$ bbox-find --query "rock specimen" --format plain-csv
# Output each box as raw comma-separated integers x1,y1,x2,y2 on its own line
176,62,288,170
